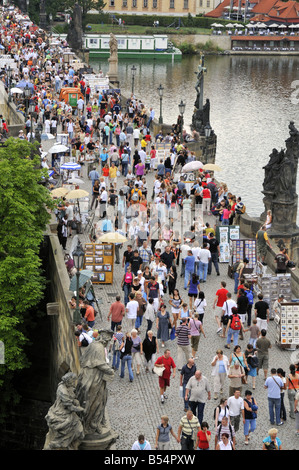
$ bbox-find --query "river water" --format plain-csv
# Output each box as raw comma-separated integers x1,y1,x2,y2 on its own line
89,54,299,220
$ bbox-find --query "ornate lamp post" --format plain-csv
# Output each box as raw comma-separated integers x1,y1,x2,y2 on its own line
28,101,35,142
178,99,186,143
7,66,12,102
72,241,85,324
204,122,212,138
23,84,31,116
131,65,136,95
158,84,164,125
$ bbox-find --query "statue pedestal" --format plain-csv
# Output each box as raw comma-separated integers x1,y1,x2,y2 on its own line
108,58,119,87
79,426,119,451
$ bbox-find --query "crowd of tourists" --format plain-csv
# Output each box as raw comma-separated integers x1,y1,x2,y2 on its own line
2,4,299,451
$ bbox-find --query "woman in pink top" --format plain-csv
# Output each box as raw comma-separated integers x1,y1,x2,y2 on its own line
135,161,145,176
189,313,206,359
221,205,231,226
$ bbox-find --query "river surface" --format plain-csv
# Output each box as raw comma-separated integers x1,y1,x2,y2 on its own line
89,54,299,220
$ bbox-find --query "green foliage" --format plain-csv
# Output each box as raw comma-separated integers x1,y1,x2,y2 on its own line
0,138,53,409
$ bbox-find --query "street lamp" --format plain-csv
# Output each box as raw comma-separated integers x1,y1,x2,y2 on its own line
72,240,85,324
7,66,12,102
178,99,186,143
131,65,136,95
23,84,31,115
28,101,35,142
158,84,164,124
204,122,212,138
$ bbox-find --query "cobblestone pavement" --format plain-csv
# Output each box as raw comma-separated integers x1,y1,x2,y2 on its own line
44,137,299,451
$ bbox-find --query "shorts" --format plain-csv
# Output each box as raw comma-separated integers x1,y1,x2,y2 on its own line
191,336,200,352
188,293,198,298
258,353,269,370
159,376,170,389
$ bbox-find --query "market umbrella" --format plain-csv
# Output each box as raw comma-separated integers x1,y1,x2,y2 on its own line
65,189,89,200
50,187,69,198
66,177,85,185
97,231,128,244
182,160,203,172
60,161,82,171
48,144,69,154
10,87,23,94
202,163,222,172
69,269,94,292
41,133,55,140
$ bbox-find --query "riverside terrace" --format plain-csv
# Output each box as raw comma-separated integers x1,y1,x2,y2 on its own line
231,34,299,51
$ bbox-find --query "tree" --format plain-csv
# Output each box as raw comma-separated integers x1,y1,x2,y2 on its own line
63,0,106,29
0,138,53,415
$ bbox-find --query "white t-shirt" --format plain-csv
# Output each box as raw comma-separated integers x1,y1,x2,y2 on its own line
126,300,139,319
198,249,211,264
222,299,237,316
194,298,207,314
227,396,244,417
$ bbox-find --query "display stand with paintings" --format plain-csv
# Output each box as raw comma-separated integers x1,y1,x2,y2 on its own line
228,238,256,278
275,301,299,349
216,225,240,263
83,242,114,284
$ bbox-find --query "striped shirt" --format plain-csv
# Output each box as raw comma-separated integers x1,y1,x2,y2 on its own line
179,415,200,437
175,324,190,346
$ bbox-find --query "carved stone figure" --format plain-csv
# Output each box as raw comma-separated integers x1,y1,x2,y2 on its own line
76,329,114,437
44,372,85,450
108,33,119,85
66,3,83,52
109,33,118,60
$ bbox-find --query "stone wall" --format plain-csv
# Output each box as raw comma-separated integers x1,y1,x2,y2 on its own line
168,33,231,51
0,81,25,136
45,226,81,401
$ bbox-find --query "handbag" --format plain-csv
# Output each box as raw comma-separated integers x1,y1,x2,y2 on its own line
153,365,165,376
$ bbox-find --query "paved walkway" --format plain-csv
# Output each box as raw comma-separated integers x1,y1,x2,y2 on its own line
43,136,299,451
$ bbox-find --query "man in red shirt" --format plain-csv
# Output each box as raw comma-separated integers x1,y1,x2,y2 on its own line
84,300,95,328
107,295,125,331
154,349,176,404
201,187,211,215
213,281,229,334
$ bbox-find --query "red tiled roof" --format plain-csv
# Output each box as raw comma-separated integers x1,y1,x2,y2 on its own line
205,0,299,21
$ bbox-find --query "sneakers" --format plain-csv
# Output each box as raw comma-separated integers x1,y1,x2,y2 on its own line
161,397,165,404
277,422,284,426
217,327,222,334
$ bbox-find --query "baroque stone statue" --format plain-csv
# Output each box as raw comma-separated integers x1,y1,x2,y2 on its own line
44,372,85,450
76,329,115,437
109,33,118,60
66,3,83,52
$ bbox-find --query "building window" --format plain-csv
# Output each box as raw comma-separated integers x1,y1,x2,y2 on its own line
153,0,157,7
132,0,137,7
170,0,175,8
199,0,203,6
184,0,189,7
109,0,115,5
207,0,210,7
143,0,148,6
123,0,127,6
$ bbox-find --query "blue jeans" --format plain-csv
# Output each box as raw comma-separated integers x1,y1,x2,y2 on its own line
244,418,256,436
183,383,190,410
120,354,134,381
112,348,121,370
199,261,208,281
234,271,239,294
135,315,143,329
226,327,240,346
184,269,193,289
268,397,281,424
123,283,131,305
122,162,128,176
111,320,122,331
189,401,205,425
208,252,219,275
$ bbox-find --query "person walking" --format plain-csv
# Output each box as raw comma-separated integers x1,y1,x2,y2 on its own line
211,349,229,400
177,410,200,451
154,415,180,450
225,307,245,349
215,416,236,450
213,281,229,334
175,317,192,370
264,368,284,426
254,293,270,331
180,358,196,412
195,421,211,450
256,329,271,380
243,389,258,445
142,330,158,374
119,332,134,382
185,370,211,425
189,313,206,360
184,250,195,289
286,364,299,420
198,243,211,283
131,434,152,450
154,349,176,404
227,389,245,434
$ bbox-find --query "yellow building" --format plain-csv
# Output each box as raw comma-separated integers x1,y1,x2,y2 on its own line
103,0,197,16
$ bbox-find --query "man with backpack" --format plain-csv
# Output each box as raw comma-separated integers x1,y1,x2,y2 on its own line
225,307,245,349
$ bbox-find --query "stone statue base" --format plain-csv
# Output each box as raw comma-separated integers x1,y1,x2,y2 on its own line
79,421,119,450
108,58,119,88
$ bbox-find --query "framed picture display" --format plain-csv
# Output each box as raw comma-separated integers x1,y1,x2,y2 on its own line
85,256,94,264
85,264,94,271
95,265,104,272
104,250,113,256
104,244,113,250
104,264,112,271
95,257,103,264
91,273,99,282
99,273,105,282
